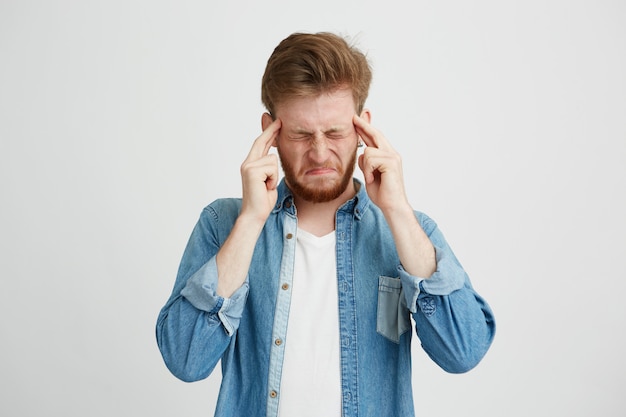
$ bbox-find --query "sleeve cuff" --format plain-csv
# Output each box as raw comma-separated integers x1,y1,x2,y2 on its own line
398,245,466,313
180,256,249,336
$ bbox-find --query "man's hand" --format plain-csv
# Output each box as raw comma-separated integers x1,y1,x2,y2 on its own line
354,114,409,213
239,118,282,224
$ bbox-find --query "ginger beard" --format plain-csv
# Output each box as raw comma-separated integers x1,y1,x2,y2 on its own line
277,143,358,203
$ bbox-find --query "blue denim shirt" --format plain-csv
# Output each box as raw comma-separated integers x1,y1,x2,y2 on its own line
156,179,495,417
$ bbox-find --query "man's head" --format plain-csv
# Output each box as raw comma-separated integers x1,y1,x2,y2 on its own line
261,32,373,204
261,32,372,117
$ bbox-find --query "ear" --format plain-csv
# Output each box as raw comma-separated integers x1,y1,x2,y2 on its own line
356,109,372,148
261,112,278,147
261,112,273,130
359,108,371,124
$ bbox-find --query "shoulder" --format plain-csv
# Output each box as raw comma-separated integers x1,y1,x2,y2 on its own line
361,202,439,235
198,198,242,227
204,197,242,215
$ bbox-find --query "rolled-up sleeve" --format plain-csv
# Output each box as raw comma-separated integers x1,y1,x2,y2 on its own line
181,256,249,336
398,244,466,314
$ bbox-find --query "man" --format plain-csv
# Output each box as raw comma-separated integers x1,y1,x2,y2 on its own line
157,32,495,417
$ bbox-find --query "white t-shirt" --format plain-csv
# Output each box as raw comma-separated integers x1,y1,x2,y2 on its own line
278,228,342,417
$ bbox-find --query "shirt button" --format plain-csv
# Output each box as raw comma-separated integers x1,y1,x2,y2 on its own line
286,233,293,239
275,338,283,346
343,391,351,402
285,201,292,208
270,390,278,398
281,283,290,290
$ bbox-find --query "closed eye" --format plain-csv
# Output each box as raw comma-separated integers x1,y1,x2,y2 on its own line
287,135,310,141
285,128,350,141
326,133,347,140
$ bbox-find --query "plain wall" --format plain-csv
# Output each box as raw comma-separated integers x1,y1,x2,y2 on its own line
1,1,625,416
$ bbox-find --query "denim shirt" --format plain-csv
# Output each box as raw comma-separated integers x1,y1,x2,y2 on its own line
156,179,495,417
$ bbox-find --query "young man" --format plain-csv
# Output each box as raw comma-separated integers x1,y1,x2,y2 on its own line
157,32,495,417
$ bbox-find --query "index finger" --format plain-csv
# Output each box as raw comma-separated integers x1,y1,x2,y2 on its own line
248,118,282,159
353,114,391,150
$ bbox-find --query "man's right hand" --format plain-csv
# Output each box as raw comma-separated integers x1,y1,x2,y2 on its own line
215,118,282,298
239,118,282,225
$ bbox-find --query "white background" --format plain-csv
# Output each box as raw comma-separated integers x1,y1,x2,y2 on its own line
1,1,625,416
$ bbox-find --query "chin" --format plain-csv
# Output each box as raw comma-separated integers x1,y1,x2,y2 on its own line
290,176,352,203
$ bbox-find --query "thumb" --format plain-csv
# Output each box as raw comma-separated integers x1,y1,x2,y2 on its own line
358,154,374,184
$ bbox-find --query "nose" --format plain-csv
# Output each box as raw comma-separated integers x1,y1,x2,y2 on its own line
307,133,330,162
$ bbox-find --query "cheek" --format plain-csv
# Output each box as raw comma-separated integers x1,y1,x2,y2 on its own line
276,143,302,166
337,140,359,158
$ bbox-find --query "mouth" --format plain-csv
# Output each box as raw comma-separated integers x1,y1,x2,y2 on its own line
305,166,338,176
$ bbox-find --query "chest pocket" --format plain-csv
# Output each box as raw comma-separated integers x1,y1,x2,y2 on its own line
377,276,411,343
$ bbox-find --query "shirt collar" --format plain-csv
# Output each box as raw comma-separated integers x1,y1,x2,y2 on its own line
273,180,296,215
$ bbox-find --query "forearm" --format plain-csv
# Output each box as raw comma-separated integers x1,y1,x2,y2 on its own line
216,213,266,297
383,203,436,278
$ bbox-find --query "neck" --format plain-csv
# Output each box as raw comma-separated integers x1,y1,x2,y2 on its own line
293,181,357,237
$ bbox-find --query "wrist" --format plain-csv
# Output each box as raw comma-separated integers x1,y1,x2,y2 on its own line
236,211,269,233
381,200,414,223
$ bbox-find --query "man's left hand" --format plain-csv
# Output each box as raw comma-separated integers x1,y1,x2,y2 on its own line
354,114,410,213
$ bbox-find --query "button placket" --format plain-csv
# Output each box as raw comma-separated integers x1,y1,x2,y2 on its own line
265,215,297,417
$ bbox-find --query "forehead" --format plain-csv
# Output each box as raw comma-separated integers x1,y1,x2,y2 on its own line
274,89,356,130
